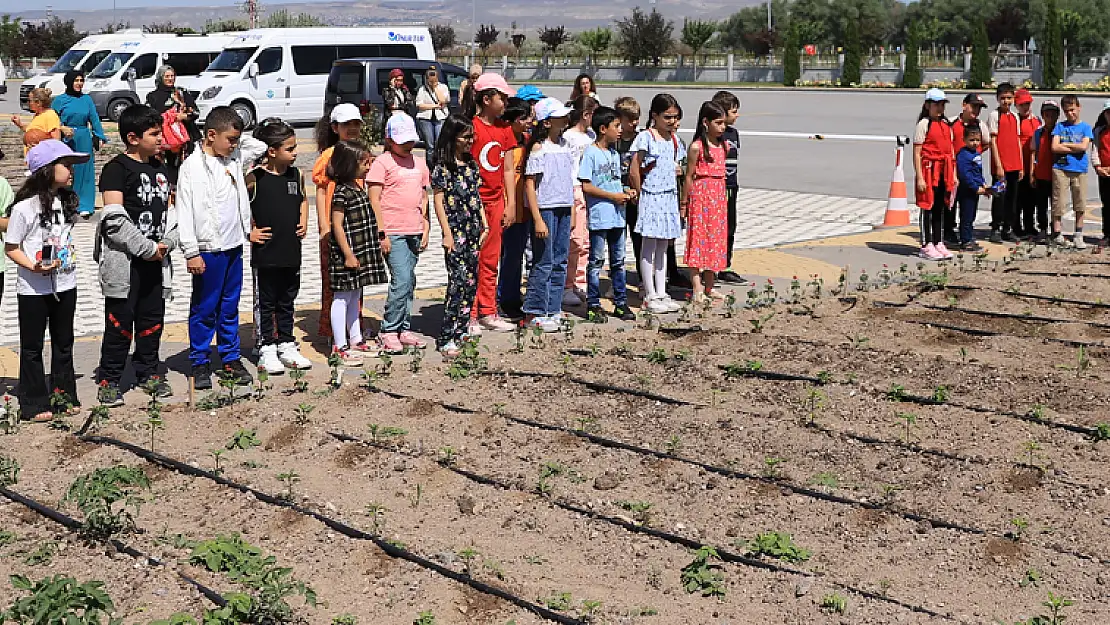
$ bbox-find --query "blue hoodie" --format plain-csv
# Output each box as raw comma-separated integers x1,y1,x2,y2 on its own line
956,145,986,192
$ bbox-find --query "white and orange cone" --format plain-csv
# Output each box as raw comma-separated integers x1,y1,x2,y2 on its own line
881,139,910,227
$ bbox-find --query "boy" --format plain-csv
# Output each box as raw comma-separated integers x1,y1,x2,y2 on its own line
955,125,990,253
95,104,175,406
711,90,749,286
178,106,267,390
1015,88,1042,239
986,82,1024,243
948,93,987,243
1028,101,1059,244
580,106,635,323
1051,94,1094,248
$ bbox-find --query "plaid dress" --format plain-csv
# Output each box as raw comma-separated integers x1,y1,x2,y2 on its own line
328,182,388,292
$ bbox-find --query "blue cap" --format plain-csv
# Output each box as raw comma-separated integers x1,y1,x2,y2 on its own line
515,84,545,102
924,88,948,103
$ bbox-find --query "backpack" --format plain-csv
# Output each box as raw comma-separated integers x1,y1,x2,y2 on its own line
162,109,190,153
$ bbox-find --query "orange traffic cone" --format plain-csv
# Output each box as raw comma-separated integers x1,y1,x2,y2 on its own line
881,139,910,227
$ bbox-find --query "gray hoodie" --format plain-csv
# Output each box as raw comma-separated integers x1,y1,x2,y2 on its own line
94,206,180,300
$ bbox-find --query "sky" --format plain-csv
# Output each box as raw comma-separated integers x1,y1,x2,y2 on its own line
1,0,426,13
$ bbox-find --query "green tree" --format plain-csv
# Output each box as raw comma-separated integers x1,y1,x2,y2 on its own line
538,25,569,53
968,22,992,88
681,19,717,67
43,17,83,57
578,27,612,63
0,15,22,62
475,24,499,51
616,7,674,66
782,22,801,86
718,1,785,55
430,24,456,53
901,22,922,88
840,16,861,85
1041,0,1064,88
264,10,325,27
205,18,249,32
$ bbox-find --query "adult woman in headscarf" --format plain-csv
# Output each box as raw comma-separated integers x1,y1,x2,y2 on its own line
414,66,450,168
381,68,413,139
52,70,107,217
146,64,201,175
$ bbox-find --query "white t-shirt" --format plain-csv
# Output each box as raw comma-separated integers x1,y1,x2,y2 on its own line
204,151,245,250
6,196,78,296
563,127,596,189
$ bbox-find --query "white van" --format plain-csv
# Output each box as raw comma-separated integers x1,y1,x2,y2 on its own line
19,30,175,110
85,32,237,121
192,26,434,127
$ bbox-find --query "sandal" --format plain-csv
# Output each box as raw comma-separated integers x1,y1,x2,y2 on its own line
27,412,53,423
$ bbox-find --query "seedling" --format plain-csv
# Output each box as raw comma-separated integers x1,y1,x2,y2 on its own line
918,270,949,291
293,403,315,425
615,500,654,526
820,592,848,614
749,312,775,334
560,354,573,376
64,465,150,540
932,385,951,403
457,546,480,576
188,533,316,621
894,411,918,443
0,530,15,547
745,288,760,309
789,275,802,303
409,484,423,509
763,456,786,479
86,405,111,432
848,334,870,350
332,615,358,625
809,472,839,489
368,424,407,444
0,455,19,487
408,348,424,373
579,599,603,622
482,559,506,580
959,347,969,363
1009,517,1030,541
447,337,488,379
288,367,309,394
1042,592,1074,623
1093,422,1110,443
210,449,227,476
2,575,117,624
438,446,458,466
365,503,387,534
761,278,777,305
214,367,242,405
540,592,574,611
1075,345,1091,378
376,352,394,378
741,531,812,563
646,348,668,365
877,264,892,288
146,412,164,452
22,542,56,565
253,369,272,401
226,428,262,451
664,435,683,456
1019,568,1042,588
887,383,907,402
856,269,870,291
1027,404,1047,422
327,352,343,387
276,471,300,500
680,546,726,598
562,318,576,342
802,388,827,425
530,325,547,350
723,293,737,317
815,370,833,385
1023,439,1043,467
49,387,74,415
413,612,436,625
0,394,18,434
807,274,824,298
512,324,527,353
523,554,547,565
574,415,599,433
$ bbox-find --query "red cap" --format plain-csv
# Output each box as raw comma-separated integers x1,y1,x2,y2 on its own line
389,68,404,79
1015,88,1033,105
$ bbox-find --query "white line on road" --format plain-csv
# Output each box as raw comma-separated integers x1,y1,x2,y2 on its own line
677,128,909,143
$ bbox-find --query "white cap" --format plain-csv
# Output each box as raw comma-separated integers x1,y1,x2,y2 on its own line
534,97,572,121
330,103,362,124
1102,98,1110,111
924,88,948,103
386,113,420,144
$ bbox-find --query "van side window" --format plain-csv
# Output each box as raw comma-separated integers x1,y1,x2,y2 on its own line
83,50,111,72
131,53,158,79
291,46,338,76
376,68,423,97
444,71,465,94
165,52,212,77
257,47,282,75
330,66,363,95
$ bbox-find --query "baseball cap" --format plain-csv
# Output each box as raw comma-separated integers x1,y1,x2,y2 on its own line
963,93,987,107
385,113,420,144
26,139,88,174
924,88,948,103
330,103,362,124
1102,98,1110,111
472,73,515,97
389,68,404,79
1014,88,1033,105
515,85,545,102
1042,99,1060,111
534,97,572,121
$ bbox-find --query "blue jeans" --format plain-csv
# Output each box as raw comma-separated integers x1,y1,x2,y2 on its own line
417,118,442,168
587,228,627,308
498,222,530,313
524,207,571,317
957,188,980,244
382,234,421,333
189,247,244,367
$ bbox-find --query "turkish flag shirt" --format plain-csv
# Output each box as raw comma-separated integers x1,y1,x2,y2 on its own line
471,116,516,205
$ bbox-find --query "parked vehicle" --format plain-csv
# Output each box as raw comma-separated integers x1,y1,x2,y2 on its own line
324,58,466,122
192,26,434,128
85,32,236,121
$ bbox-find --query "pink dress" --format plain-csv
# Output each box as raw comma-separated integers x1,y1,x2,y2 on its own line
685,140,728,272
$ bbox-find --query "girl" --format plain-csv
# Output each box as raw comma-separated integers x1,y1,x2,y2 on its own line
630,94,685,314
497,96,537,321
522,97,576,332
682,101,729,302
327,140,388,365
5,140,85,422
52,71,107,216
1094,101,1110,246
433,115,489,357
570,73,599,102
312,103,367,343
913,89,956,261
562,95,599,306
11,88,69,151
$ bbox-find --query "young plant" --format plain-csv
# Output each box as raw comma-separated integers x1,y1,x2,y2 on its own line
438,446,457,466
413,612,436,625
664,435,683,456
253,369,272,401
1093,422,1110,443
408,348,424,374
1023,439,1043,467
368,424,407,445
894,411,918,444
1019,568,1042,588
615,500,654,526
1075,345,1091,378
886,383,907,401
540,592,574,611
188,534,316,622
210,449,227,476
276,471,300,500
0,393,19,434
332,615,358,625
226,428,262,451
2,575,118,624
49,387,75,415
763,456,786,479
365,503,387,534
579,599,603,622
86,405,111,432
932,385,951,403
680,546,726,598
447,337,488,379
741,531,812,563
802,387,827,425
293,403,315,426
723,293,737,318
749,312,775,334
512,324,527,353
409,484,423,509
146,411,165,452
288,367,309,394
1009,516,1030,541
809,471,839,489
214,367,242,405
848,333,870,350
23,541,57,566
0,455,20,487
646,348,668,365
820,592,848,614
457,546,480,576
64,465,151,540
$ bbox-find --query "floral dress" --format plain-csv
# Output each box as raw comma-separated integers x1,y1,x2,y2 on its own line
328,183,388,292
685,140,728,272
631,129,686,240
432,160,485,347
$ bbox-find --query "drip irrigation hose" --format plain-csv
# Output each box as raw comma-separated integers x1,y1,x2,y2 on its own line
1011,270,1110,280
326,431,955,621
0,486,228,607
477,369,700,406
874,299,1109,327
76,435,586,625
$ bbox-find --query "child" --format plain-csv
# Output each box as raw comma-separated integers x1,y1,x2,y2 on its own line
5,140,84,422
912,88,955,261
711,90,747,286
95,105,176,406
433,115,489,357
522,97,576,332
329,140,388,364
1051,94,1094,248
949,93,987,242
248,118,312,375
177,106,266,390
1092,100,1110,247
368,113,431,354
1029,100,1061,243
467,73,518,333
614,96,643,265
579,105,635,322
682,101,730,301
312,103,366,342
630,94,686,313
1015,88,1042,240
955,125,990,253
497,96,538,321
562,95,599,307
0,177,11,308
987,82,1024,243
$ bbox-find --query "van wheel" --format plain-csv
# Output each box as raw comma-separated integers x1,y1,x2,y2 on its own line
231,101,256,130
107,99,133,122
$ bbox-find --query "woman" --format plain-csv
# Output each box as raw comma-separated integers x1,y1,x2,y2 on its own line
415,66,450,169
12,88,70,152
146,64,201,175
381,68,413,140
52,70,106,217
570,73,599,102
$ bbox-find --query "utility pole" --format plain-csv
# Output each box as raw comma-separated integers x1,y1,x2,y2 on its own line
471,0,477,57
766,1,771,31
245,0,259,29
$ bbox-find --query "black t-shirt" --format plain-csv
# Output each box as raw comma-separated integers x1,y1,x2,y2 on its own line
615,134,636,187
99,154,170,244
722,126,740,189
250,166,305,268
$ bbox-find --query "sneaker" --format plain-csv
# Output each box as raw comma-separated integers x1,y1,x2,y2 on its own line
645,298,673,314
926,245,946,260
989,230,1003,244
351,340,378,353
669,273,693,290
479,315,516,332
528,315,561,333
277,342,312,370
961,241,984,253
398,331,427,349
333,346,364,367
1073,234,1088,250
465,319,484,337
611,305,636,321
379,333,405,354
717,271,748,285
138,377,173,398
222,360,254,386
562,288,584,306
660,297,683,312
1051,232,1067,246
586,306,608,323
97,381,125,407
935,242,954,259
919,243,937,259
192,363,212,391
439,340,462,358
1002,231,1018,243
258,344,286,375
573,287,588,303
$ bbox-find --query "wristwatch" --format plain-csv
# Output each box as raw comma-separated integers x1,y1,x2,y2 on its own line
378,231,387,240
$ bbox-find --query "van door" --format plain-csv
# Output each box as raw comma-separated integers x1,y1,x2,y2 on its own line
126,53,159,104
247,46,289,120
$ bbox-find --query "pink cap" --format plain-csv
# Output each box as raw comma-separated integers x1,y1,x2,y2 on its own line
472,73,515,97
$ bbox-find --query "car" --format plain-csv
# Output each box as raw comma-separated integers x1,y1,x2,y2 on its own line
324,58,467,124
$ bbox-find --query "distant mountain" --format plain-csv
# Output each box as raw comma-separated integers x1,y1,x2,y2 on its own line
11,0,750,34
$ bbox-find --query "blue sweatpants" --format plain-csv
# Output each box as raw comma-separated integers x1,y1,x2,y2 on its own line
189,247,244,367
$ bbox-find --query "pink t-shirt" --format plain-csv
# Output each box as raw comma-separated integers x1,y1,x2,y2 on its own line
366,151,429,235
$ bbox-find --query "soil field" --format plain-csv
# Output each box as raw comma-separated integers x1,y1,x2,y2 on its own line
2,245,1110,625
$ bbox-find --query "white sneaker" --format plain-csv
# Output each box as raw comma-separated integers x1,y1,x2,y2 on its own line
465,320,484,337
562,288,584,306
479,315,516,332
277,342,312,370
530,315,561,333
1073,234,1088,249
258,344,285,375
645,298,672,314
659,297,683,312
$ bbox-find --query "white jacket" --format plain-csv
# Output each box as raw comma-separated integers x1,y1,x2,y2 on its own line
176,136,266,259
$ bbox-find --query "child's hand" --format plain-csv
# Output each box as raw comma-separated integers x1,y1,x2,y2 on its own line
249,226,272,244
501,206,515,228
479,227,489,248
419,230,429,252
534,219,549,239
61,126,74,138
148,243,168,262
442,231,455,253
186,256,206,275
915,177,926,194
625,188,638,202
32,260,57,274
296,219,308,238
344,254,360,269
380,235,391,255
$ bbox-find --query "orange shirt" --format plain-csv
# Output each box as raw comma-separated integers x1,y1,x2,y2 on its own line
312,146,367,222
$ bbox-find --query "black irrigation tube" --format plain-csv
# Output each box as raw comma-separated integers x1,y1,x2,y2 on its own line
1010,270,1110,280
881,311,1109,348
0,486,228,607
947,284,1110,310
76,435,586,625
326,431,954,621
874,300,1092,326
476,369,700,407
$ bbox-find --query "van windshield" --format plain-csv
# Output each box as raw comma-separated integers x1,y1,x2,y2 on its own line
46,49,88,74
88,52,133,78
207,47,258,72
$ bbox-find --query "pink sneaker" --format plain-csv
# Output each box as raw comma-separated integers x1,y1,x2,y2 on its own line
379,333,404,354
935,242,954,259
918,244,935,259
398,331,426,349
925,244,945,261
351,340,378,354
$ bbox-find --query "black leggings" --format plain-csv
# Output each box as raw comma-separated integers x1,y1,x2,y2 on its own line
1100,176,1110,235
920,186,946,246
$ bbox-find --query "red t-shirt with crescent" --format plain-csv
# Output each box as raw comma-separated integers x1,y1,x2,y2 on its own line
471,116,516,204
